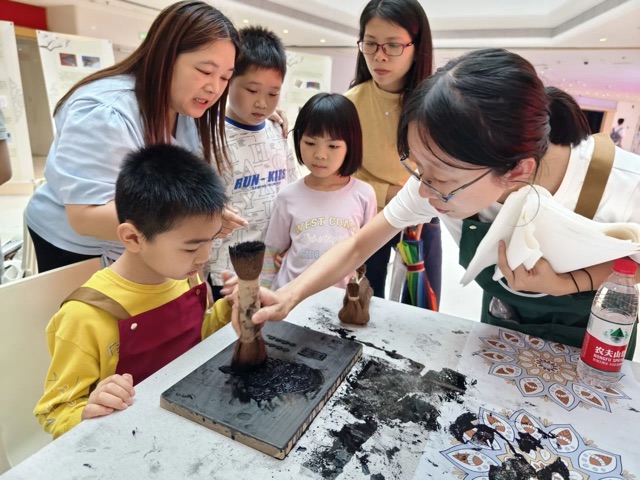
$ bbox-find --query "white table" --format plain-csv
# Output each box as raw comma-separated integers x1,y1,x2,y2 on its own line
4,288,640,479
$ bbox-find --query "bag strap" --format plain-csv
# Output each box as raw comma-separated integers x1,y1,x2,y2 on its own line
574,133,615,220
62,287,131,321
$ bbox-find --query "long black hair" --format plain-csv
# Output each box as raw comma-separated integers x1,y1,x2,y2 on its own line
546,86,590,146
350,0,432,104
398,48,550,175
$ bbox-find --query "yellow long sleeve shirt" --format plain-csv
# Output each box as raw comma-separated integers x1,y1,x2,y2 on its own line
34,268,231,439
344,80,410,211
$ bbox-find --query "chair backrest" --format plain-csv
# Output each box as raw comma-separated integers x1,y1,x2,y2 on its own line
0,258,101,472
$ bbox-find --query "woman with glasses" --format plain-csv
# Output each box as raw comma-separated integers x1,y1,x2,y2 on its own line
247,48,640,355
344,0,442,307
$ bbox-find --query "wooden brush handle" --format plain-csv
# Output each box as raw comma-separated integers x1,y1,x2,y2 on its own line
236,278,261,343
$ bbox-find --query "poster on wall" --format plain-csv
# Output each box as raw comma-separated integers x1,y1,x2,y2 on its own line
36,30,115,128
280,51,332,134
0,21,35,188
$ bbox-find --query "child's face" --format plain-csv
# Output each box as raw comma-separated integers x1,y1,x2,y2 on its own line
300,133,348,180
138,214,223,282
227,67,283,126
362,16,415,93
169,40,236,119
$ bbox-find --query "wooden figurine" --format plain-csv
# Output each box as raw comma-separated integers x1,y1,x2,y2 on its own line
338,265,373,325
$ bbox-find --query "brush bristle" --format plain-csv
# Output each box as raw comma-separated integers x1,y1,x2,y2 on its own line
231,336,268,373
229,241,266,280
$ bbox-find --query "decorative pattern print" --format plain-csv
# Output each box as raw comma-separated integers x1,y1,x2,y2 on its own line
441,407,635,479
475,329,630,412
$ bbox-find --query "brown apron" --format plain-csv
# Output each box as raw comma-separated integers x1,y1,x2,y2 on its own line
63,276,207,384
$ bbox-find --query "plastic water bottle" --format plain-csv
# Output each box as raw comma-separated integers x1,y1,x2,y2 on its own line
577,258,638,387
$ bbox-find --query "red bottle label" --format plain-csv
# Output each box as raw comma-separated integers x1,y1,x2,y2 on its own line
580,332,627,372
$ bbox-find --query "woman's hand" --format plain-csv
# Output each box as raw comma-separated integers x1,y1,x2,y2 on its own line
497,241,573,296
268,108,289,137
218,206,248,239
248,287,292,326
81,373,135,420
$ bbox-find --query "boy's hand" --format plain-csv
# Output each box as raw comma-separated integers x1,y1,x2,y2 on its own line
269,109,288,137
274,250,286,270
220,270,238,305
82,373,135,420
219,206,248,239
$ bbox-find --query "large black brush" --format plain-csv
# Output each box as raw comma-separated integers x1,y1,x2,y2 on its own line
229,241,268,372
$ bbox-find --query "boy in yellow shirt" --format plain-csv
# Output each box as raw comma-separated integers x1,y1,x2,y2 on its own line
35,144,232,438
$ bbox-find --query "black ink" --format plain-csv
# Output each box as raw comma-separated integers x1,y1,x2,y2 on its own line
83,463,93,469
517,432,543,454
328,326,424,372
450,413,569,480
489,457,536,480
220,358,323,403
306,358,475,479
385,446,400,460
304,419,378,478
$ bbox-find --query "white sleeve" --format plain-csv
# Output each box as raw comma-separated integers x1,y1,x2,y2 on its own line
54,99,141,205
383,176,437,228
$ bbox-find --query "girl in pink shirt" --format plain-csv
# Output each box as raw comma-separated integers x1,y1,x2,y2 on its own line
262,93,377,289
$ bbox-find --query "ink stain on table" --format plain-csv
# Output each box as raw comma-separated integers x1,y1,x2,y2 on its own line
219,357,324,404
304,357,475,479
449,412,570,480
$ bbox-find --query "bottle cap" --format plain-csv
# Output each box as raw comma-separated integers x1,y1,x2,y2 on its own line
613,258,638,276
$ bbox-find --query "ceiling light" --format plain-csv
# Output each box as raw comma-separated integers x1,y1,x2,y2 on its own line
283,29,289,34
599,38,607,42
243,19,249,24
320,39,326,43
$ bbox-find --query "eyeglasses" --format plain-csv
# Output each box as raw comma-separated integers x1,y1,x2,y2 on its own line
357,40,414,57
400,153,492,203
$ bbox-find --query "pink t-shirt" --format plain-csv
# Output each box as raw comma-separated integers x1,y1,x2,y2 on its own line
263,177,377,290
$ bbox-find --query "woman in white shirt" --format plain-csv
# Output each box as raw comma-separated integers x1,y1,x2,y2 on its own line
247,48,640,357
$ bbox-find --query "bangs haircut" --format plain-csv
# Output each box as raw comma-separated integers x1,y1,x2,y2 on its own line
235,26,287,79
293,93,363,176
115,144,228,240
398,48,549,175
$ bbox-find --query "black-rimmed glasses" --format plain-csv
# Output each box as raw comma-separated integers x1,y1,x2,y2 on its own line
400,153,492,203
357,40,414,57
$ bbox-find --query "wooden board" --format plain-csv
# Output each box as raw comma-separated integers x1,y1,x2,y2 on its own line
160,321,362,459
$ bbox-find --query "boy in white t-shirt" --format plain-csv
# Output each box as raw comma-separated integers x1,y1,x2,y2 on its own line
206,26,299,298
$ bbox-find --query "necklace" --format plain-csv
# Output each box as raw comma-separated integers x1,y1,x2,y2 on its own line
384,103,399,117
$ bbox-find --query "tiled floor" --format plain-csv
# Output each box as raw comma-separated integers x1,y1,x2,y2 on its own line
1,192,638,362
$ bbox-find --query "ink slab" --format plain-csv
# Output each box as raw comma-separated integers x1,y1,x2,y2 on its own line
160,321,363,459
